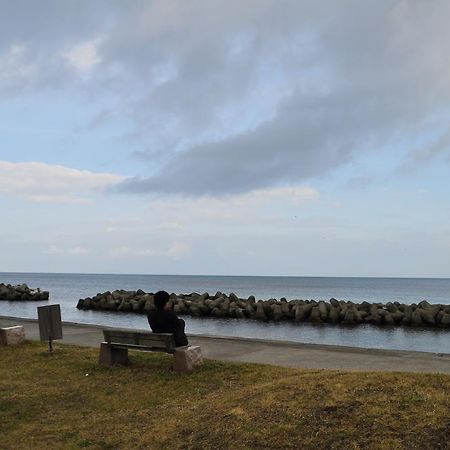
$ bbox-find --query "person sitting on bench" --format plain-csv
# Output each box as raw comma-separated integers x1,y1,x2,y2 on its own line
147,290,188,347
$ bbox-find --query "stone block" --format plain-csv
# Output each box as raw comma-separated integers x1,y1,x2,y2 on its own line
173,346,203,373
0,326,25,346
98,343,129,366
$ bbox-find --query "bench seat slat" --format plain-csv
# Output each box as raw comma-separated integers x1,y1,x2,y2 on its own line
105,335,170,347
102,342,176,353
103,329,176,353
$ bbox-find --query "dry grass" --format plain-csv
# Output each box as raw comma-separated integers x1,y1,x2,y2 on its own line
1,341,450,450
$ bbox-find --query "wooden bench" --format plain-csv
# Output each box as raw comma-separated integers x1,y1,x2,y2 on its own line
99,329,202,372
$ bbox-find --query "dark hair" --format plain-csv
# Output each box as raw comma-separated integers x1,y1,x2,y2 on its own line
154,290,170,310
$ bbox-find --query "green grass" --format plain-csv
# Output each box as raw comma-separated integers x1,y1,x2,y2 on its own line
1,341,450,449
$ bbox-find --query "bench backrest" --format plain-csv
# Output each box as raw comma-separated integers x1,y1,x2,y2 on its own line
103,329,176,353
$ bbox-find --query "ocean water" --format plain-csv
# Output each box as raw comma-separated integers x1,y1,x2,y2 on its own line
1,272,450,353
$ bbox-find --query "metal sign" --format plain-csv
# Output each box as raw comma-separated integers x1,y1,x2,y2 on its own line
37,304,63,351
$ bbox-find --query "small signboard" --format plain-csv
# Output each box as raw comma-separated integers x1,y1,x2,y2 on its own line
37,304,63,351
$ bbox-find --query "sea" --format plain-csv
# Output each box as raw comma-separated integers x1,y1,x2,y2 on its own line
1,272,450,353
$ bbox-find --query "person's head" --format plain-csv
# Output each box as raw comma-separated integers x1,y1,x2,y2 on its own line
154,290,170,310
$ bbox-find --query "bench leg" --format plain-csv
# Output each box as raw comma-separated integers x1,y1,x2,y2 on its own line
0,326,25,346
172,346,203,373
99,343,129,367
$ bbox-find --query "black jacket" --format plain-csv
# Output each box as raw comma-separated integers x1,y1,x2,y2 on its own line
147,309,188,346
147,309,182,334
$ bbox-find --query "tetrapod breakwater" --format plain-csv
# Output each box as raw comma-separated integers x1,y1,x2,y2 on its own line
0,283,49,301
76,289,450,328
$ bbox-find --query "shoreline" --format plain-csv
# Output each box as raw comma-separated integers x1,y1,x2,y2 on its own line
2,314,450,373
1,313,449,357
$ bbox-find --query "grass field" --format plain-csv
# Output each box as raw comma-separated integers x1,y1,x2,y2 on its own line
1,341,449,449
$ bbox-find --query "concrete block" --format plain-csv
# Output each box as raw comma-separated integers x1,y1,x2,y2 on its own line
173,345,203,373
0,326,25,346
98,343,129,366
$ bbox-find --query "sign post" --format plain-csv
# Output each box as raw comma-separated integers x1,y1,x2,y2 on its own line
37,304,63,352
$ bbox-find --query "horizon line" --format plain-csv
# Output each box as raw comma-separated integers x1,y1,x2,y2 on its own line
0,271,449,281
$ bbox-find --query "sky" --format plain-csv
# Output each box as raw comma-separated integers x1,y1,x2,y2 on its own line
1,0,450,277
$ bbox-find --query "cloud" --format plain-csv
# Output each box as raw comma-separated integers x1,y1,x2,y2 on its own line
112,0,450,195
141,185,319,226
0,44,36,89
45,245,90,255
155,221,184,231
63,36,103,73
0,160,126,203
2,1,450,195
109,246,158,258
81,185,319,265
233,186,319,205
119,91,361,195
166,241,191,259
109,241,191,260
25,195,94,205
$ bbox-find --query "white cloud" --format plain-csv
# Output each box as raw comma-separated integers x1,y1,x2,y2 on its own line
108,242,191,260
63,37,103,73
0,44,35,87
70,246,90,255
235,186,319,204
109,246,158,257
0,160,126,203
45,245,90,255
155,221,184,231
202,186,319,222
167,241,191,259
26,195,94,205
145,186,319,222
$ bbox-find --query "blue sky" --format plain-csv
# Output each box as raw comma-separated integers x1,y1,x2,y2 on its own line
1,0,449,277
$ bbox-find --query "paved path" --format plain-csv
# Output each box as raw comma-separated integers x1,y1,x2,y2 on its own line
2,315,450,374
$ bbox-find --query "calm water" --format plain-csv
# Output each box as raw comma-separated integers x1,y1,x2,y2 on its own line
1,272,450,353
